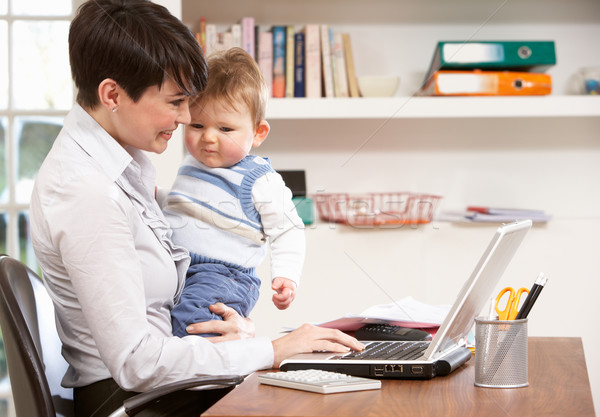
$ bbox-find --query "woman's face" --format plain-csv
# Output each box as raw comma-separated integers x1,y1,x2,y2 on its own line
113,78,191,154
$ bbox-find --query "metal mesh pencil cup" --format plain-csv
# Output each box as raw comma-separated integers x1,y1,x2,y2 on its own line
474,317,528,388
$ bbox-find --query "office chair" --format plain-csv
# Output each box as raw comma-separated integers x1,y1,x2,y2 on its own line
0,255,244,417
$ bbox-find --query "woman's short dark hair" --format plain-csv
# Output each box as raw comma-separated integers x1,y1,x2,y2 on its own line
69,0,207,109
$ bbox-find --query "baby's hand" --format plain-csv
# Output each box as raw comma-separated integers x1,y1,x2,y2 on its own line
271,277,297,310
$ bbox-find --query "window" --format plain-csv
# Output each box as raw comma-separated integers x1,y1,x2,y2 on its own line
0,0,73,269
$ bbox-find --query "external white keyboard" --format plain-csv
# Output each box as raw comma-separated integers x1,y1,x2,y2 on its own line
257,369,381,394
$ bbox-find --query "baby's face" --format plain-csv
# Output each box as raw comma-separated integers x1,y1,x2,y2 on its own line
185,99,257,168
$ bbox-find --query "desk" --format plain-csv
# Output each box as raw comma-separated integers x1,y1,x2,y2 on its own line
203,337,595,417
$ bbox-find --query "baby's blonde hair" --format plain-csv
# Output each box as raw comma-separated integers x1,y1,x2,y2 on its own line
193,47,268,129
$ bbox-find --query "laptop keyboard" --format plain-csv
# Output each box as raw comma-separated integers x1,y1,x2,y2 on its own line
335,341,429,361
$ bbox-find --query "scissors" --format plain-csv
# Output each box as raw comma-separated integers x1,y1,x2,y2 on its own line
495,287,529,320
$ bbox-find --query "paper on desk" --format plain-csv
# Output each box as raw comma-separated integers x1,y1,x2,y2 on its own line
317,297,451,331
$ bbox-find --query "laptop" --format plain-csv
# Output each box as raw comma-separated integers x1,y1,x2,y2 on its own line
281,220,532,379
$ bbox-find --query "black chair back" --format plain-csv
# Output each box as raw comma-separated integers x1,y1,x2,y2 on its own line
0,255,60,416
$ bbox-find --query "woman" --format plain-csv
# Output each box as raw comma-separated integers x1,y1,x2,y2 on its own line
29,1,362,416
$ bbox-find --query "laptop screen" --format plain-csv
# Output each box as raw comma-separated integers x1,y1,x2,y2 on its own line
425,220,532,360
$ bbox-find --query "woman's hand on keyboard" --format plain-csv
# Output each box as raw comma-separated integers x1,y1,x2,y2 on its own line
271,324,365,368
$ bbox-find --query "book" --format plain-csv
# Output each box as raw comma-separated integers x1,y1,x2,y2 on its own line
194,32,203,51
466,206,547,216
294,32,306,97
215,32,233,52
303,24,322,98
196,16,206,53
331,32,349,97
466,211,552,223
438,207,552,223
240,17,255,59
271,25,286,98
257,31,273,97
466,206,551,220
204,23,217,57
285,25,295,98
230,23,242,49
423,40,556,86
255,25,260,62
342,33,360,98
320,25,334,98
419,70,552,96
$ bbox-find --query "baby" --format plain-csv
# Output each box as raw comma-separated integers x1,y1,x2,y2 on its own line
164,48,305,337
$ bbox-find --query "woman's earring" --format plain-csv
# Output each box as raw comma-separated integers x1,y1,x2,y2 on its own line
112,107,118,113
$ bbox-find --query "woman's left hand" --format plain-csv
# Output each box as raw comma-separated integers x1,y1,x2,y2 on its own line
184,302,255,342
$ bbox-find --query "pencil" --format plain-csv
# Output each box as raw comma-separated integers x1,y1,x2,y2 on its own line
515,272,548,319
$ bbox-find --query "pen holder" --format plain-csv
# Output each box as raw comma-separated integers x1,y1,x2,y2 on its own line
474,317,528,388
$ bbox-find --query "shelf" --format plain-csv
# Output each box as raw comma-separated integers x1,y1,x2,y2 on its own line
265,96,600,120
181,0,600,26
177,0,600,122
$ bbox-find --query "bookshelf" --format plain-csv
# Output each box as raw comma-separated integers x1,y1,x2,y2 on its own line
175,0,600,121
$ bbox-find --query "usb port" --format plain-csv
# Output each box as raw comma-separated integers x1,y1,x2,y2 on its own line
374,366,384,377
411,365,424,374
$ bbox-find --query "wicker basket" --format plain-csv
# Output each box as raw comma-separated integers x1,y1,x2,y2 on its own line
314,192,442,226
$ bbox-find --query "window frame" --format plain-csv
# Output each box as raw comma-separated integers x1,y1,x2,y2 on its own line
0,1,76,264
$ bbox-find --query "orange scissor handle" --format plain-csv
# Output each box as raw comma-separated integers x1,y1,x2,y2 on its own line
495,287,529,320
495,287,515,320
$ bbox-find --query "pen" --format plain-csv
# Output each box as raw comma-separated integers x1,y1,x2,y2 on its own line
515,272,548,319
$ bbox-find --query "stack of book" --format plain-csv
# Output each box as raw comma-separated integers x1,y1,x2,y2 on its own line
438,206,552,223
194,17,359,99
417,41,556,96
